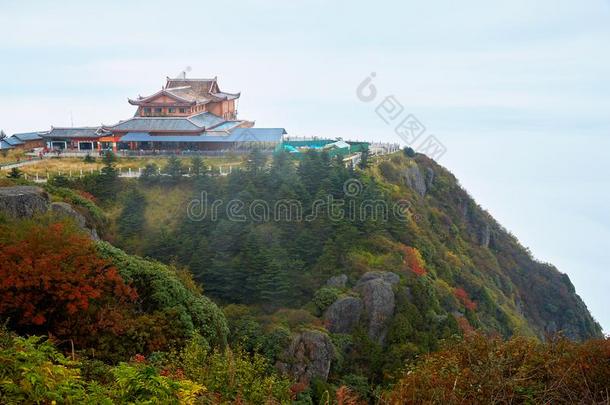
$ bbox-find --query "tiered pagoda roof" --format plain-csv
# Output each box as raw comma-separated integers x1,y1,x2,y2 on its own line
128,77,240,106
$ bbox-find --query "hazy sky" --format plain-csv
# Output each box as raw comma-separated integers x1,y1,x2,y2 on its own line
1,0,609,332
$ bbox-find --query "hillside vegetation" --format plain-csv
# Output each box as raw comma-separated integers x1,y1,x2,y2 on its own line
0,149,604,403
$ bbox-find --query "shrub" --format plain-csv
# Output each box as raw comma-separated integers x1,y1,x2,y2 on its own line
179,335,293,404
386,333,610,404
311,287,340,316
0,221,137,342
96,241,229,350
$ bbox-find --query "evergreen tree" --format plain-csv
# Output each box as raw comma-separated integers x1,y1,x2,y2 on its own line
190,156,207,177
91,150,120,202
117,188,147,238
164,156,184,182
139,163,159,185
358,149,370,170
403,146,416,157
6,167,22,179
258,256,290,307
246,148,267,174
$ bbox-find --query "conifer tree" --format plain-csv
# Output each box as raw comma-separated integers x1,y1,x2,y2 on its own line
190,156,207,177
164,155,184,182
117,188,147,238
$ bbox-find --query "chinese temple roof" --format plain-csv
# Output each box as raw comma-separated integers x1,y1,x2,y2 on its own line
129,76,240,106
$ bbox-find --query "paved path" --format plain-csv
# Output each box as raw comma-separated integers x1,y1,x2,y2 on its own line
0,159,42,170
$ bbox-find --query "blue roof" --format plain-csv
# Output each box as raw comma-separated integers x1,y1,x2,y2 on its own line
12,132,43,141
208,121,242,131
5,137,24,145
43,127,107,139
107,117,202,132
120,127,286,143
0,140,15,150
188,112,225,128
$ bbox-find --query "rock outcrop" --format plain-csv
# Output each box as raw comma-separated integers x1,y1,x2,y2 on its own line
324,296,363,334
0,186,49,218
402,164,427,197
51,202,99,240
355,272,398,344
0,186,98,239
277,330,334,384
357,271,400,286
326,274,348,289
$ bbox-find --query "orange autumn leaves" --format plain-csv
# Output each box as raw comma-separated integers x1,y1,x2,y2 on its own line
0,221,137,329
401,246,427,276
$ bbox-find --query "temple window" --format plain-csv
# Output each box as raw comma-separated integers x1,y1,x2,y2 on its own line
179,108,186,113
155,108,163,113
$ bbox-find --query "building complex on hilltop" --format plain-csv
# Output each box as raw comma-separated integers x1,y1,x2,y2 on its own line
2,76,286,153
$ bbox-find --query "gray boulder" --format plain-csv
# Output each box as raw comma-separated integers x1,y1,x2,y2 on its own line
0,186,99,239
402,164,427,197
51,202,99,240
356,278,396,344
357,271,400,286
0,186,49,218
277,330,334,384
326,274,348,288
324,296,363,334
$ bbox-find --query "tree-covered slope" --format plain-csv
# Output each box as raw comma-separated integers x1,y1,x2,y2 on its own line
125,150,599,344
395,153,601,340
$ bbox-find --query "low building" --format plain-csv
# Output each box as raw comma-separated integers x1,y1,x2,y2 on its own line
39,127,110,151
11,132,45,149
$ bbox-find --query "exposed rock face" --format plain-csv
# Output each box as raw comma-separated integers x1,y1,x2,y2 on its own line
402,165,427,197
0,186,98,239
51,202,99,240
356,273,397,344
277,330,334,384
324,296,363,334
479,223,491,248
357,271,400,286
425,167,435,190
326,274,348,289
0,186,49,218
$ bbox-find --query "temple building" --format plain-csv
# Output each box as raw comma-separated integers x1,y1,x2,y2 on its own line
100,75,285,152
129,77,240,120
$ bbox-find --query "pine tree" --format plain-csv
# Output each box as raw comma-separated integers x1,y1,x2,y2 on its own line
117,188,147,238
139,163,159,185
246,148,266,174
93,151,120,201
190,156,207,177
358,149,370,170
164,156,184,182
6,167,22,179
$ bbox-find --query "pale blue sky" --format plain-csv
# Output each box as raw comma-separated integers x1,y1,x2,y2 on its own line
1,0,609,332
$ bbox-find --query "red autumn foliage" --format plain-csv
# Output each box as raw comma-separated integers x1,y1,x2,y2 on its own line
336,386,366,405
455,315,474,335
454,287,477,311
76,190,97,203
0,222,137,334
290,382,307,399
401,246,427,276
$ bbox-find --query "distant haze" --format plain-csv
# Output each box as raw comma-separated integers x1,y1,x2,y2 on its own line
1,0,608,332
